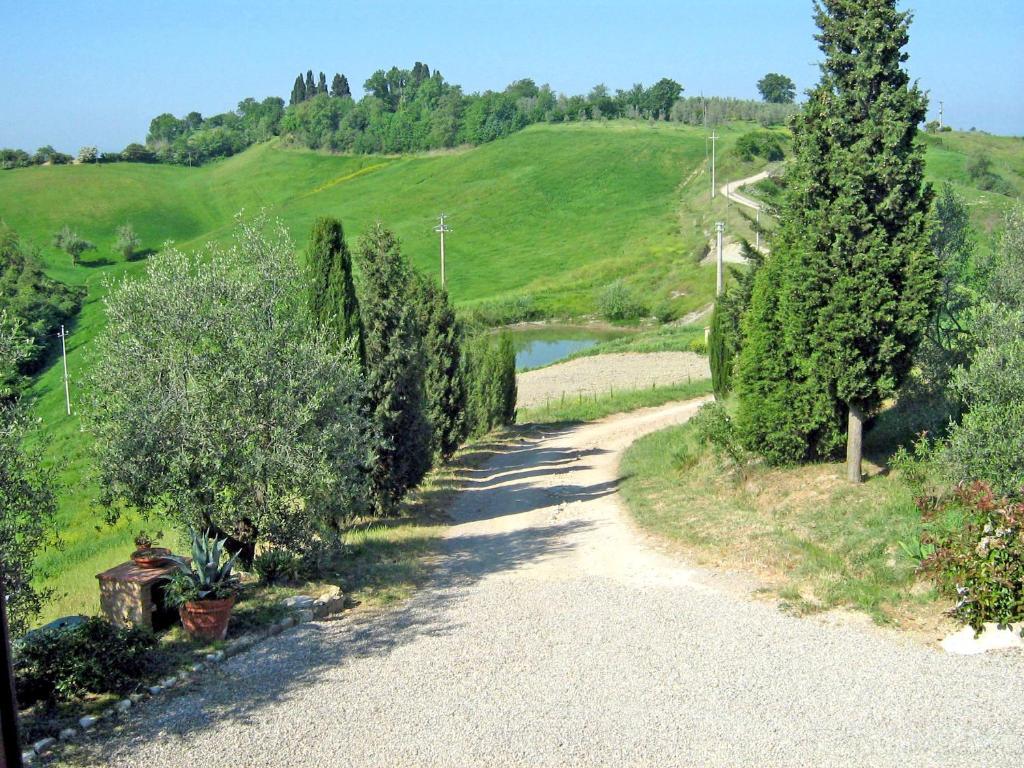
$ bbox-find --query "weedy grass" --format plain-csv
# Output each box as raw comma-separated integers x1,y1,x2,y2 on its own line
518,379,712,425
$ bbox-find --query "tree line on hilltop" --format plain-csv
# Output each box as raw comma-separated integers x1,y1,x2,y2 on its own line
2,63,799,168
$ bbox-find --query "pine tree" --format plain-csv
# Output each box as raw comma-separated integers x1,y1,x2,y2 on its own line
305,70,315,99
331,73,351,99
291,74,306,106
317,71,328,95
736,0,937,481
356,223,432,515
307,217,364,362
412,274,466,461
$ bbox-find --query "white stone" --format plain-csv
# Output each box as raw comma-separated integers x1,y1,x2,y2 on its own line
33,737,56,754
205,650,224,663
115,698,132,713
283,594,316,609
129,692,144,703
160,676,178,688
296,608,315,623
58,727,77,741
148,685,164,695
78,715,99,730
22,750,35,765
191,662,204,672
941,622,1024,655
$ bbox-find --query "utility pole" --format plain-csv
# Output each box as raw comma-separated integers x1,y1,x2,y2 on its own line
58,325,70,416
434,213,451,287
939,100,944,129
710,132,718,199
715,221,725,296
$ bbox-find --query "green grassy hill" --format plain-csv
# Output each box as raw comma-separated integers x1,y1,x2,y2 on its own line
1,120,1019,624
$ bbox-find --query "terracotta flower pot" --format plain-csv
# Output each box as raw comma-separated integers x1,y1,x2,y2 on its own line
179,596,235,641
132,547,172,568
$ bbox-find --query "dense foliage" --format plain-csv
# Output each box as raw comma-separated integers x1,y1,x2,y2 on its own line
708,241,764,398
356,223,432,515
306,216,364,361
733,130,785,162
756,73,797,104
946,207,1024,495
84,216,371,564
13,618,155,705
0,226,84,397
736,0,937,478
413,274,467,461
0,314,58,636
922,482,1024,635
464,333,517,437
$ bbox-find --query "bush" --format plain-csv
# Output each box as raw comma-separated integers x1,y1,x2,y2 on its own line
922,482,1024,635
734,130,785,162
598,279,647,322
252,548,304,585
464,332,517,437
14,618,155,706
690,401,750,472
687,337,707,355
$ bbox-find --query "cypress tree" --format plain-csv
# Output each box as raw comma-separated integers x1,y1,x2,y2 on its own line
356,223,432,515
291,74,306,106
318,71,328,94
305,70,315,99
331,73,351,99
413,274,466,461
307,217,364,362
736,0,937,481
708,299,731,399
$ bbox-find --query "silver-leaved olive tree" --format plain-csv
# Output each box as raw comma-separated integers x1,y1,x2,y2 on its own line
84,215,373,565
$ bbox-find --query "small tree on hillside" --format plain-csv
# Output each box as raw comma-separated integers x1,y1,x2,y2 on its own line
53,224,94,266
307,216,364,361
114,223,141,261
413,273,466,461
736,0,937,481
356,223,432,515
0,312,58,636
84,216,371,564
291,74,306,106
756,73,796,104
331,73,351,99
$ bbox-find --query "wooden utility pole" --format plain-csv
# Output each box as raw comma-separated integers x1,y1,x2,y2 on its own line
434,213,450,287
58,325,70,416
709,131,718,199
715,221,725,296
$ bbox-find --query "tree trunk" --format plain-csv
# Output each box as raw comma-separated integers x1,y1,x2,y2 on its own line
846,403,864,484
201,515,257,568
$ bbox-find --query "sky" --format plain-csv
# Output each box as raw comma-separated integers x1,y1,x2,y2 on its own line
1,0,1022,153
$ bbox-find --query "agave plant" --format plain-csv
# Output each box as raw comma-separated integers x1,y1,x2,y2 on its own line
163,529,241,606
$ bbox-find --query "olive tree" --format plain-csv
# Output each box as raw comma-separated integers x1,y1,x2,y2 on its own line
83,215,372,564
0,312,58,636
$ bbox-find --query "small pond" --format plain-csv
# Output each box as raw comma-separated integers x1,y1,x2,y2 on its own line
509,326,631,371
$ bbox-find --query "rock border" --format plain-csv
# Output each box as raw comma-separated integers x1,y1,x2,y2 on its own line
20,586,345,764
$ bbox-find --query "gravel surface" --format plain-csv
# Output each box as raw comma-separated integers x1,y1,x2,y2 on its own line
516,352,709,410
73,400,1024,767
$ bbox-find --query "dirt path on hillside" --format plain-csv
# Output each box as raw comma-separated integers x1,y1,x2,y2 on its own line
516,351,709,410
721,169,771,211
80,398,1024,767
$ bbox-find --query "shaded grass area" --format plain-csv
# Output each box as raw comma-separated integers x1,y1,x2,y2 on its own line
619,408,945,630
518,378,712,424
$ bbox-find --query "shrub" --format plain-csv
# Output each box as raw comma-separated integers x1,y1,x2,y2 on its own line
598,279,647,322
734,130,785,162
14,618,155,706
690,401,751,472
252,548,305,585
114,223,141,261
464,332,517,437
687,337,707,355
922,482,1024,635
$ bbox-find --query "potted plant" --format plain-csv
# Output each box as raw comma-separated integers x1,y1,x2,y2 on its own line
164,529,241,641
131,529,171,568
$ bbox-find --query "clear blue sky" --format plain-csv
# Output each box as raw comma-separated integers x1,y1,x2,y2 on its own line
1,0,1021,152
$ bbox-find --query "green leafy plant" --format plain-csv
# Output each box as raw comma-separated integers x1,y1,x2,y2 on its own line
690,401,751,475
252,548,304,586
687,337,707,355
13,618,155,705
922,482,1024,635
598,279,647,322
163,529,241,606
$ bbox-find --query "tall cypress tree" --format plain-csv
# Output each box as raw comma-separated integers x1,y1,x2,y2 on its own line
305,70,316,99
357,224,432,515
331,73,351,99
290,74,306,106
412,274,466,461
736,0,937,482
317,71,328,94
307,217,364,362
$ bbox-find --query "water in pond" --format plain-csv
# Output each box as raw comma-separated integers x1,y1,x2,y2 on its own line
510,327,630,371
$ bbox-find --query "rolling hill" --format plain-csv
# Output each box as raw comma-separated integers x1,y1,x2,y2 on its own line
0,120,1020,623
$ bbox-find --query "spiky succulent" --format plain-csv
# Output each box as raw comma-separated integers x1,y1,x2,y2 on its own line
163,529,241,605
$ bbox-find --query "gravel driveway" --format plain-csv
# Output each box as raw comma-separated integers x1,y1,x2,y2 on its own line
516,352,709,410
73,400,1024,767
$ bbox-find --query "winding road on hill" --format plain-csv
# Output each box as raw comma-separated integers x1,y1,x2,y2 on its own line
78,399,1024,767
721,169,771,211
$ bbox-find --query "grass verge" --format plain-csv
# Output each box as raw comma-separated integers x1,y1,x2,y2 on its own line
619,411,948,633
518,378,712,424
